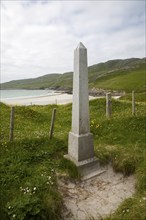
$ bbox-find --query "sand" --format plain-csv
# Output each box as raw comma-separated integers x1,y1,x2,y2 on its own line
58,165,135,220
1,93,73,106
0,93,121,106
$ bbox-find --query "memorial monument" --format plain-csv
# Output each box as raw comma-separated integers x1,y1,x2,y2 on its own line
65,42,103,179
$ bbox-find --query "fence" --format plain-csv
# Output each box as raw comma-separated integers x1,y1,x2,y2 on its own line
3,91,140,142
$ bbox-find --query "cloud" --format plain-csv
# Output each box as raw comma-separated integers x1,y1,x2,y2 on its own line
1,0,145,83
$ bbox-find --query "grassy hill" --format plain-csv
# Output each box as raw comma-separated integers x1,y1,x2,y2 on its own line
90,64,146,92
1,58,146,92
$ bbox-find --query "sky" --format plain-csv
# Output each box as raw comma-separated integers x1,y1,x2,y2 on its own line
1,0,145,83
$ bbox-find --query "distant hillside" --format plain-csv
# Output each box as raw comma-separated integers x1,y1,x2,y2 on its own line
1,58,146,92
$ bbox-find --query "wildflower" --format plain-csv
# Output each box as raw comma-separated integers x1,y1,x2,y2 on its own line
143,197,146,200
48,176,51,180
123,210,125,213
127,209,129,212
41,174,44,176
12,214,16,218
33,187,36,191
96,124,100,128
8,206,11,209
47,182,49,185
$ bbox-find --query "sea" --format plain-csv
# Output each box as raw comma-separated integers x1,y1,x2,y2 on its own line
0,90,55,100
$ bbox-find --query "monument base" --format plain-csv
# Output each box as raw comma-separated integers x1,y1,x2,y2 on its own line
68,132,94,161
66,132,105,179
64,154,105,180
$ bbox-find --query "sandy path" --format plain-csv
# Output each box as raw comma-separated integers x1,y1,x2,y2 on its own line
58,165,135,220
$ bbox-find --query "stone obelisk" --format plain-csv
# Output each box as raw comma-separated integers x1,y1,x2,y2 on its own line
65,42,100,178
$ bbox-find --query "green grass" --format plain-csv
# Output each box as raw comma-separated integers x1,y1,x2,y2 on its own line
91,65,146,92
120,92,146,103
0,99,146,219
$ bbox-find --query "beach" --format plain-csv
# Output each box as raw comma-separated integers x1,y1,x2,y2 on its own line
0,93,98,106
0,92,121,106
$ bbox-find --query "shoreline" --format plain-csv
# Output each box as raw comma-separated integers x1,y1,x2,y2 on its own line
0,92,64,101
0,93,121,106
0,93,73,106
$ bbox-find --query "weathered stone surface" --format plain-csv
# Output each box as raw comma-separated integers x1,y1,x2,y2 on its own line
65,42,100,177
72,42,90,135
68,132,94,161
67,42,95,164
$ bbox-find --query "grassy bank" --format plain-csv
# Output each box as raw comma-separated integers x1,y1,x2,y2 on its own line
119,92,146,103
0,98,145,219
90,65,146,92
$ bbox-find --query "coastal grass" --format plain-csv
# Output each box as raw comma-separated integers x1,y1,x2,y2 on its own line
119,91,146,103
91,65,146,92
0,98,146,220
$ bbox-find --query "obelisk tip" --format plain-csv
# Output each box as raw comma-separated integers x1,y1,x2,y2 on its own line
77,42,86,49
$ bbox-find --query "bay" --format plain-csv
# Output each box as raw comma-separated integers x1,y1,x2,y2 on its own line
0,90,55,100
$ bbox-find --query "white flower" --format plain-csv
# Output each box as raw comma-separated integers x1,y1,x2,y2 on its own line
12,214,16,218
127,209,129,212
8,206,11,209
142,197,146,200
33,187,36,191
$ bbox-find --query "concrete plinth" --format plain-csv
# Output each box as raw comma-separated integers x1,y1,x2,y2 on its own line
64,154,104,180
68,132,94,161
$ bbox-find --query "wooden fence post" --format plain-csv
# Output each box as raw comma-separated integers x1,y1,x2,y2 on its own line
9,106,15,142
132,91,135,116
106,93,112,118
49,108,56,139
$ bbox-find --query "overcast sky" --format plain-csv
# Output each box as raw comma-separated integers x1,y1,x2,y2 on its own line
1,0,145,83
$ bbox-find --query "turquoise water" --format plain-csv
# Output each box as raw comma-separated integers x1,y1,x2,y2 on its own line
0,90,54,100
